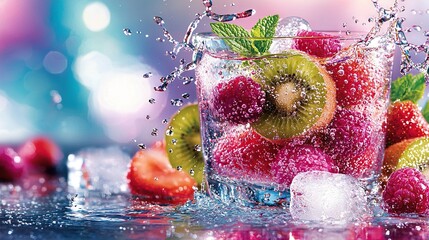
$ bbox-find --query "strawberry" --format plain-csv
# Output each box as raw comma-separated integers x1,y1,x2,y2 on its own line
127,148,196,205
18,136,63,173
386,100,429,146
386,73,429,146
212,129,280,183
324,58,376,107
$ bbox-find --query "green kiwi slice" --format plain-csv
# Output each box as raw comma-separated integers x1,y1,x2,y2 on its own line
397,137,429,171
165,104,204,185
251,52,336,140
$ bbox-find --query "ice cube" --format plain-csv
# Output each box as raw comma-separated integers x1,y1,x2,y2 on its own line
67,146,131,195
270,16,311,54
290,171,368,224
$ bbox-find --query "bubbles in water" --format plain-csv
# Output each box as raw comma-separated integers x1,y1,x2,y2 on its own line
123,28,132,36
177,166,183,171
138,143,146,150
162,118,169,124
149,98,156,104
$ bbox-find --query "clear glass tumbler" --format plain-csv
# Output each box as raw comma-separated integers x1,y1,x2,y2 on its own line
193,32,395,206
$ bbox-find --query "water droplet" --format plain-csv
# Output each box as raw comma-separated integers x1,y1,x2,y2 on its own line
182,93,190,99
156,37,165,42
177,166,183,171
162,119,169,124
149,98,156,104
123,28,132,36
151,128,158,136
194,144,201,151
171,99,183,106
190,169,195,176
138,143,146,150
146,115,150,120
143,72,152,78
50,90,62,104
166,128,174,136
171,139,177,145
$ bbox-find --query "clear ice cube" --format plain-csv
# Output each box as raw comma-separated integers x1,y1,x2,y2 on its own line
270,16,311,54
67,146,131,195
290,171,368,224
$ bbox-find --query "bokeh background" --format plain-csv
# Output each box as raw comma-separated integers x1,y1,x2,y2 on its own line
0,0,428,150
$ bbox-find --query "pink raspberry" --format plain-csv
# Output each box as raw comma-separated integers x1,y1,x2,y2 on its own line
293,31,341,58
0,147,24,182
212,76,265,124
271,143,338,188
382,167,429,215
212,129,280,183
323,109,373,175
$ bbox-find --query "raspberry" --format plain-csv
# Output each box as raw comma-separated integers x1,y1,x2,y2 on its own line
212,129,280,183
212,76,265,124
293,31,341,58
0,147,24,182
271,143,338,188
323,109,373,175
382,167,429,215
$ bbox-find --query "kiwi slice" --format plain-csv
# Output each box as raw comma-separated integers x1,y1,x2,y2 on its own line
250,52,336,140
396,137,429,171
165,104,204,186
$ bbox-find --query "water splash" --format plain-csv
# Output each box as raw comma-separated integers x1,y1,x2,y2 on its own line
152,0,255,92
368,0,429,78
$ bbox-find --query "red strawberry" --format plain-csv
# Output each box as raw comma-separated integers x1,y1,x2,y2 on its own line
212,129,280,183
293,31,341,58
127,148,196,204
324,58,377,107
18,136,63,173
386,100,429,146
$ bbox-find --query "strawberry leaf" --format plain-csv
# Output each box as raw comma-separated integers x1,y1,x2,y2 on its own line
391,73,426,103
423,101,429,123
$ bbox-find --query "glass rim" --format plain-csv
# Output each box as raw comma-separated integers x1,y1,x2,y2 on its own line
193,31,368,41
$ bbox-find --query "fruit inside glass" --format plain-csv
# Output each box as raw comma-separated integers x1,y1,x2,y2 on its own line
192,30,395,206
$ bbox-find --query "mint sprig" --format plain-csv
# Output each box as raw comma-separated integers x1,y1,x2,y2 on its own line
210,15,279,56
390,73,425,103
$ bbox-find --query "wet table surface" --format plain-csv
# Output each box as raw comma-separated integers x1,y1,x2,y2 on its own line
1,175,428,240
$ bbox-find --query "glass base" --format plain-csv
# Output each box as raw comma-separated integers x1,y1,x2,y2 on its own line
206,176,290,207
206,174,381,208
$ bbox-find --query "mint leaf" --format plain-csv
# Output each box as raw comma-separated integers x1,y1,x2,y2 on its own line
210,22,258,56
391,73,426,103
210,15,279,56
423,101,429,123
251,15,279,54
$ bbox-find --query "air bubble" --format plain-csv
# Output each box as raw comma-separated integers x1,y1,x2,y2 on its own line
138,144,146,150
149,98,156,104
166,128,174,136
190,169,195,176
177,166,183,171
194,145,201,151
